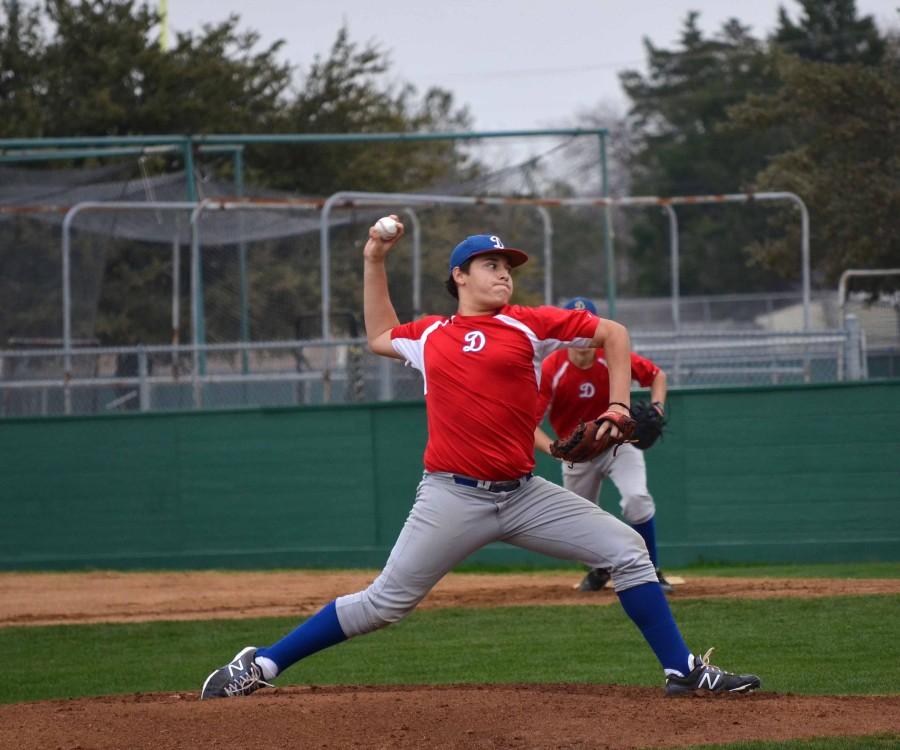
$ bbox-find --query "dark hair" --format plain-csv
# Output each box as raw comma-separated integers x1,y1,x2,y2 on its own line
444,259,473,299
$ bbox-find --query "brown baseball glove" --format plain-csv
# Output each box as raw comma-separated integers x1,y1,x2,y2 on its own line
549,408,637,463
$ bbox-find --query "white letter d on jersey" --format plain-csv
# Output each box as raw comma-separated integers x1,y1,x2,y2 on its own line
462,330,486,353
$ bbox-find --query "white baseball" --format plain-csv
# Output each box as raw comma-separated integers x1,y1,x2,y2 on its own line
375,216,398,240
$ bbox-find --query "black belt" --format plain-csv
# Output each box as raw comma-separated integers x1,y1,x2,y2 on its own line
452,473,533,493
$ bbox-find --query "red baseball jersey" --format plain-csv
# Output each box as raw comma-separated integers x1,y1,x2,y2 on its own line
391,304,598,480
537,349,660,438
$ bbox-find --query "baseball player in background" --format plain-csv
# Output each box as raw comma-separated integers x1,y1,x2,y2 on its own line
200,218,760,700
534,296,673,594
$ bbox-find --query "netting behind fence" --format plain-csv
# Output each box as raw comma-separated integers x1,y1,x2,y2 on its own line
3,161,896,418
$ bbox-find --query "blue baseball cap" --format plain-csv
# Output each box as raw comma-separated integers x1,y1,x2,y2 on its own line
448,234,529,273
563,296,598,315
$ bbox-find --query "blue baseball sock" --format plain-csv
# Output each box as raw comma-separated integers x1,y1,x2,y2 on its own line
631,517,659,568
256,600,347,676
617,581,691,675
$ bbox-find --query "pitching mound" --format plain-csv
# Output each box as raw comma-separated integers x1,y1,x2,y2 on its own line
3,684,899,750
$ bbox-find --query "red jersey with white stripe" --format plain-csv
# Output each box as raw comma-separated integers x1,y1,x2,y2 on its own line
391,304,598,480
537,349,659,438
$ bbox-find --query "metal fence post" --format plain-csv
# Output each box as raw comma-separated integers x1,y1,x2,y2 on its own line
599,134,616,319
378,355,393,401
663,204,679,331
844,314,863,381
138,346,150,411
535,205,553,305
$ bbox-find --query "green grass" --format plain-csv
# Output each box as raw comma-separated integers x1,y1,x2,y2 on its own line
674,561,900,579
655,736,900,750
4,595,899,704
450,560,900,578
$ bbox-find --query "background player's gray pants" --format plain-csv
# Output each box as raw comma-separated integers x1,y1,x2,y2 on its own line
562,443,655,525
335,472,657,638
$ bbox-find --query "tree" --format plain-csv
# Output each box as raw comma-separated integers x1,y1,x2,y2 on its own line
618,13,787,297
726,53,900,283
0,4,475,345
773,0,886,65
0,1,288,138
257,27,474,195
0,0,44,136
36,1,292,138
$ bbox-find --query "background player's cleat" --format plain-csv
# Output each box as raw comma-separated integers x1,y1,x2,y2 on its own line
200,646,273,699
665,648,761,696
576,567,611,591
656,568,674,594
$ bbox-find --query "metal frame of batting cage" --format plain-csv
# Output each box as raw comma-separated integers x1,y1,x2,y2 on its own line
187,198,323,404
54,197,419,411
49,195,546,408
57,190,810,356
58,198,327,413
319,190,812,342
49,191,811,411
319,191,557,336
56,197,444,410
60,201,197,414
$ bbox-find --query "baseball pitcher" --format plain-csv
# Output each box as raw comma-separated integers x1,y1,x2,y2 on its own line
200,219,760,700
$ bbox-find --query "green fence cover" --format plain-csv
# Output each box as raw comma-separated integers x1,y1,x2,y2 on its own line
1,380,898,570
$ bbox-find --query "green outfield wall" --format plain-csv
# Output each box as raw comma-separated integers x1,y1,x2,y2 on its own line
1,380,898,570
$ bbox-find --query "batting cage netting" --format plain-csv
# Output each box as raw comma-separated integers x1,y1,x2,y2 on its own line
1,155,889,417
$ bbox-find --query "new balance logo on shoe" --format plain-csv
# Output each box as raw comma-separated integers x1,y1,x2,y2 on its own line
665,648,760,697
227,658,246,676
200,646,274,700
698,671,722,691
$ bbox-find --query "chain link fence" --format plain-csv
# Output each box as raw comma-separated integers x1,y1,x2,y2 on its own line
0,324,866,418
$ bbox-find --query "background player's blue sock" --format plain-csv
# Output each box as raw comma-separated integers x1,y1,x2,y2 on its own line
256,600,347,676
630,517,659,568
617,581,691,675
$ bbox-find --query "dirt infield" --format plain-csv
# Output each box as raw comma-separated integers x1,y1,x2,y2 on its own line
3,571,900,749
4,569,900,626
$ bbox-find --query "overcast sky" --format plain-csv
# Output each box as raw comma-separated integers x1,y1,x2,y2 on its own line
166,0,898,132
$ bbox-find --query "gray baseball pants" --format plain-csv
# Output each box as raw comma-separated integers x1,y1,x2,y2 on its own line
335,471,657,638
562,443,655,525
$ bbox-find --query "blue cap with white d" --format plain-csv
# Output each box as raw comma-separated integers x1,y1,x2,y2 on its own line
563,296,598,315
448,234,529,273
